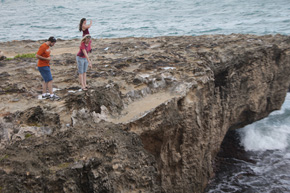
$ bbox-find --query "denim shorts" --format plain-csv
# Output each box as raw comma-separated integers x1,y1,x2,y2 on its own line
38,66,53,82
76,56,88,74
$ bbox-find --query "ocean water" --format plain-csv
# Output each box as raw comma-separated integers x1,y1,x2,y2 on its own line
1,0,290,192
205,94,290,193
0,0,289,42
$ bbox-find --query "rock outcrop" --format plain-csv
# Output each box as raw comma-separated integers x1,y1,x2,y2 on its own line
0,34,290,193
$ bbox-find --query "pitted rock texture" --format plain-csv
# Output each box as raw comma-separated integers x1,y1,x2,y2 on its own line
0,121,159,193
0,34,290,193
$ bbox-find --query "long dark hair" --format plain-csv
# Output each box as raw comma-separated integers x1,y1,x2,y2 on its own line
79,18,86,32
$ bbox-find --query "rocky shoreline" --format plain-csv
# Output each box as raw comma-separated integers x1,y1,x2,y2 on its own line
0,34,290,193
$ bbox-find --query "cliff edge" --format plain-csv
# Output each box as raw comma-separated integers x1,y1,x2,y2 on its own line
0,34,290,193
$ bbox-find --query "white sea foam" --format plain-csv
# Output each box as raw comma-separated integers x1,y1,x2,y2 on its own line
284,153,290,159
239,93,290,151
206,96,290,192
240,125,289,151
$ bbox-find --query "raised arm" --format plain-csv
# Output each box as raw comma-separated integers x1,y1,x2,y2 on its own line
82,20,92,30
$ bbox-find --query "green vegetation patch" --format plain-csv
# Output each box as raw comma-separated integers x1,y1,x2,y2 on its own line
25,133,32,138
0,155,8,162
14,53,36,58
5,53,36,60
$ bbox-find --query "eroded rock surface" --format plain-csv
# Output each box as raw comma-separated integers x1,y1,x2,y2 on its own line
0,34,290,193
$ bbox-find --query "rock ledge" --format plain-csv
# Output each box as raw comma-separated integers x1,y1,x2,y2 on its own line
0,34,290,193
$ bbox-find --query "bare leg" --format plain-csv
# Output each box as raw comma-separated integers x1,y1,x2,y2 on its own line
83,72,87,88
47,81,53,94
42,81,47,94
79,74,86,89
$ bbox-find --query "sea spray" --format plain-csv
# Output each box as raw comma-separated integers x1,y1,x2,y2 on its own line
206,93,290,192
240,93,290,151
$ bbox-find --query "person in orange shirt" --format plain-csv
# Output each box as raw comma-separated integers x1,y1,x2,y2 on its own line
36,36,60,100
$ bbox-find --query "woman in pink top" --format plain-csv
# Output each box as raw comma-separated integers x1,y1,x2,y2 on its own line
76,34,92,90
79,18,92,37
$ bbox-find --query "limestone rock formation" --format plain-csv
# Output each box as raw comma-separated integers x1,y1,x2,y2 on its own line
0,34,290,192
